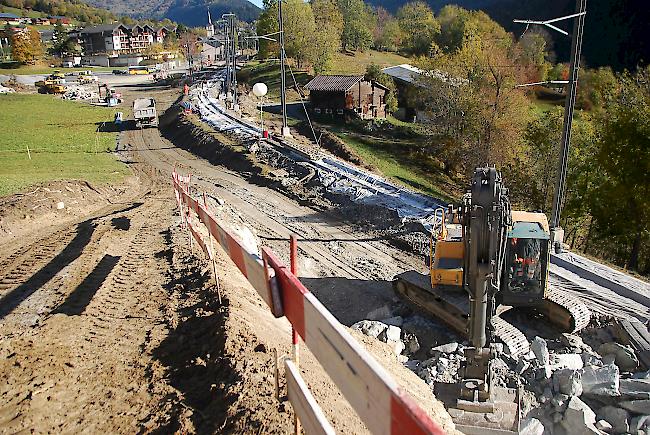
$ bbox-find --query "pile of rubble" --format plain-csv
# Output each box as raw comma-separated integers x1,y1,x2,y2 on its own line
352,317,650,434
0,83,15,94
516,335,650,434
62,85,98,101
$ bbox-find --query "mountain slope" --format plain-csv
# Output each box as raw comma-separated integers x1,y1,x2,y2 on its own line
82,0,261,25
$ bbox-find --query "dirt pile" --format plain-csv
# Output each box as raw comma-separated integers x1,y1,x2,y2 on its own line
0,178,140,246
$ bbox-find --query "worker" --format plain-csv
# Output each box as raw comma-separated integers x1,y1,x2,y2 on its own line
509,238,541,290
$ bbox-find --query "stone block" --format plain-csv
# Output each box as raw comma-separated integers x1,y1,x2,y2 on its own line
532,336,550,366
599,342,639,372
582,364,620,397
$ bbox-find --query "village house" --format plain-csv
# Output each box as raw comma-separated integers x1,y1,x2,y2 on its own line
0,13,23,26
383,63,466,123
199,38,223,67
80,24,174,56
304,75,389,120
48,15,71,25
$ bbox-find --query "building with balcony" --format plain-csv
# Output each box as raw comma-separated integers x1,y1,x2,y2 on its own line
80,24,175,56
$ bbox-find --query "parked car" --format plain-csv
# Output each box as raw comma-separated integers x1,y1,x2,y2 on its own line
112,69,128,75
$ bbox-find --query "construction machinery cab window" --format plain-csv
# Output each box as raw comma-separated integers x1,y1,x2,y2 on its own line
504,222,549,295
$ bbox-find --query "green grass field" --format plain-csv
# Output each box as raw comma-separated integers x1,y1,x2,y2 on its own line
0,5,46,18
0,94,129,196
330,50,411,75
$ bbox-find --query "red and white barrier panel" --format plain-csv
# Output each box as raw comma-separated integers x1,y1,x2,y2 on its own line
285,359,335,435
172,170,444,435
262,248,445,435
172,171,283,317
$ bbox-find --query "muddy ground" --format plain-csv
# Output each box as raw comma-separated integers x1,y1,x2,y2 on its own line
0,82,459,433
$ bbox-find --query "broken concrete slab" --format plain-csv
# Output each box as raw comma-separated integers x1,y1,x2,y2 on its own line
582,364,620,397
620,379,650,399
351,320,387,338
561,396,600,435
597,405,630,433
379,325,401,343
390,339,406,356
599,342,639,372
551,354,584,372
620,400,650,415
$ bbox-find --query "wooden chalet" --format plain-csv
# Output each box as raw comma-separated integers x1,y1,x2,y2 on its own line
304,75,389,120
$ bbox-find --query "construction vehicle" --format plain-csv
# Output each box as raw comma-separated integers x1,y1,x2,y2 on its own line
393,167,590,432
133,97,158,128
77,71,99,84
35,76,67,94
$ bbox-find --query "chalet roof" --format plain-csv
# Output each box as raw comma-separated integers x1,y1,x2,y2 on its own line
0,13,20,19
382,64,424,86
304,75,364,92
80,24,123,34
383,63,466,88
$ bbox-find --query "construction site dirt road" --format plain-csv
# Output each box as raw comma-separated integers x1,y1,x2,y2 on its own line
0,83,457,433
2,79,649,434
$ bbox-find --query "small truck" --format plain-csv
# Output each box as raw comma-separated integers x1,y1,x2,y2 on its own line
132,98,158,128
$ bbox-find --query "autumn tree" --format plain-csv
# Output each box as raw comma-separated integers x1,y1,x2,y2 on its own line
276,0,316,69
589,66,650,271
337,0,373,51
417,11,530,176
11,28,43,64
397,2,439,56
256,0,279,59
372,7,402,52
311,0,343,73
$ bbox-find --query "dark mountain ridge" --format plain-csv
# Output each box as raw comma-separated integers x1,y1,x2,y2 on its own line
82,0,261,26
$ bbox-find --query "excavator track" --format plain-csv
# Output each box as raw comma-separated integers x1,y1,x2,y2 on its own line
393,271,590,357
540,287,591,333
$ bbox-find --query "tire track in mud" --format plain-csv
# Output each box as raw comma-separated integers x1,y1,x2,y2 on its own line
0,161,176,432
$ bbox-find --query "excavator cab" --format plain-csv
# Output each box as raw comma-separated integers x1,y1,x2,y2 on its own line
499,211,551,307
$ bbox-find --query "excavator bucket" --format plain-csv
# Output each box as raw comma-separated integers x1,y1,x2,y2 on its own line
434,381,521,434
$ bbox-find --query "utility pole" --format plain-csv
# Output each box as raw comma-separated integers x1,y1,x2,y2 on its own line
231,15,238,110
278,0,291,137
514,0,587,252
550,0,587,252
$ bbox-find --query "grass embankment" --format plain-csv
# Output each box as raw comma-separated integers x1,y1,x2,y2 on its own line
0,94,129,196
330,50,410,75
327,119,458,202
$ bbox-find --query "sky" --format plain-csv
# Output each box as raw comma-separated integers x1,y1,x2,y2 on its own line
247,0,263,7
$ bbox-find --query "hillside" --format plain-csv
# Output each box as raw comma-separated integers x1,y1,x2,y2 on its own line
366,0,649,71
81,0,261,24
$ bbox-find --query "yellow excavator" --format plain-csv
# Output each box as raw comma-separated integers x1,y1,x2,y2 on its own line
393,167,590,432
